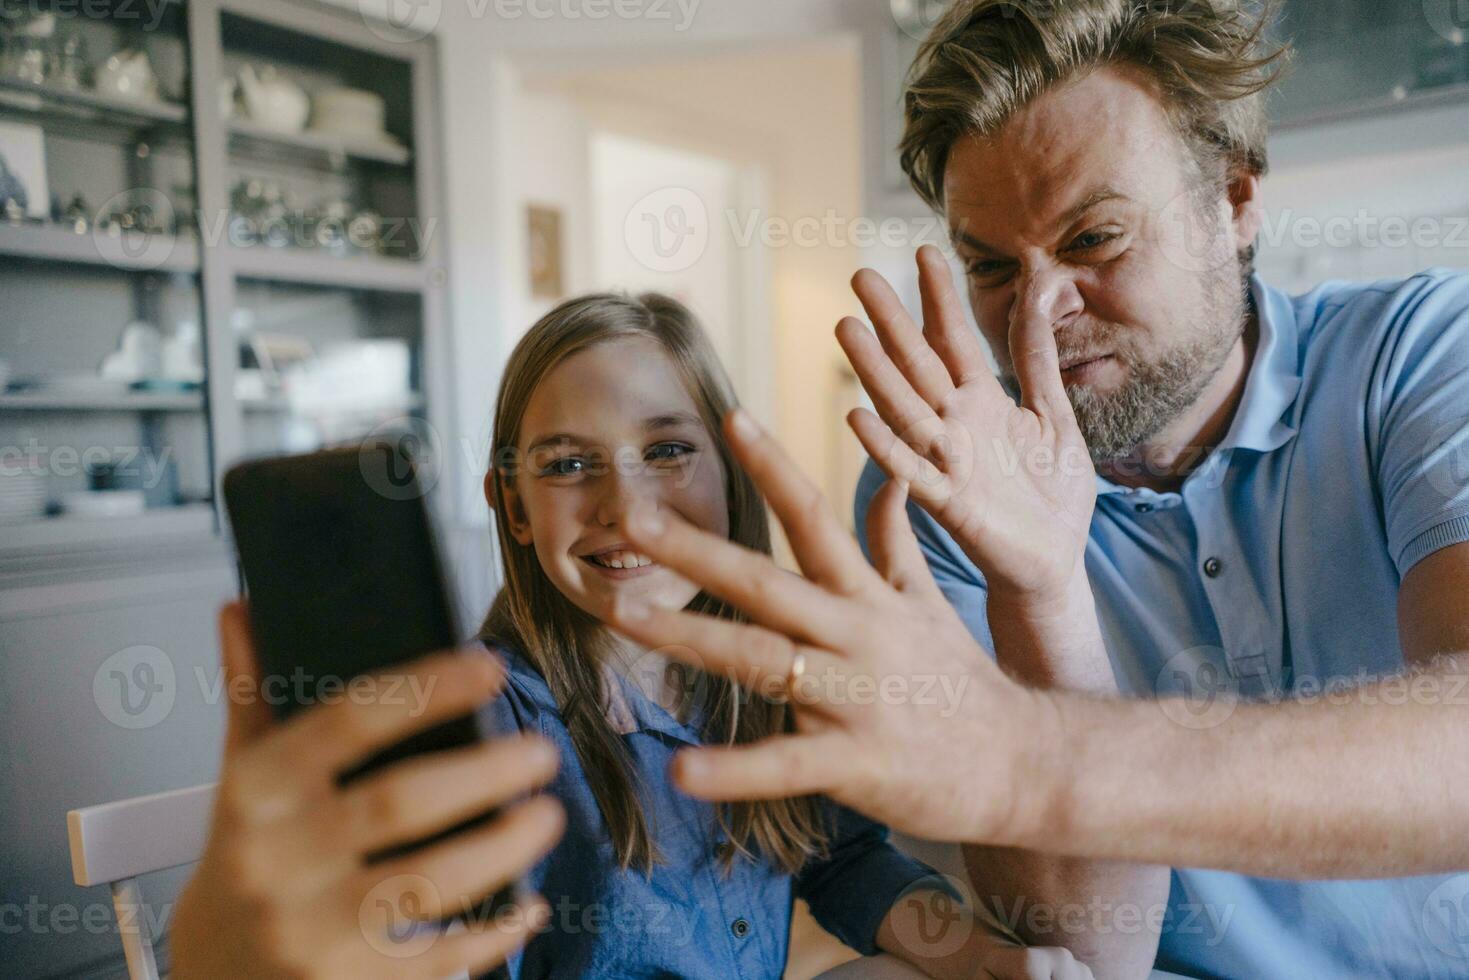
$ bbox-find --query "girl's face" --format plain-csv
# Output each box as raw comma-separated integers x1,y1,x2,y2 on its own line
496,336,730,621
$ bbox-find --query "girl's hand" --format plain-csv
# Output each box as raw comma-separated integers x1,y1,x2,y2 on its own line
169,602,565,980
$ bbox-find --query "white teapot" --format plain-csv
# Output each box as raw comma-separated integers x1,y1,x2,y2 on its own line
238,64,309,133
95,49,159,102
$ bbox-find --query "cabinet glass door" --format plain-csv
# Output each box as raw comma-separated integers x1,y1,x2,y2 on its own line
1,1,213,542
1272,0,1469,124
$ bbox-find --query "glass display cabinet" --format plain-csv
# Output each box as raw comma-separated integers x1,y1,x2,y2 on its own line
0,8,447,974
0,0,448,566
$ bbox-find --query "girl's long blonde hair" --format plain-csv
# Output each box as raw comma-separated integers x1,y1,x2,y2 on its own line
481,291,827,875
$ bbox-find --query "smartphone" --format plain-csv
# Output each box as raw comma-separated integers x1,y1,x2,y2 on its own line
223,442,515,917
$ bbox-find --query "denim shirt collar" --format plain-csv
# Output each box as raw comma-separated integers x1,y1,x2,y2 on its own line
601,661,706,745
1095,273,1303,498
494,642,704,745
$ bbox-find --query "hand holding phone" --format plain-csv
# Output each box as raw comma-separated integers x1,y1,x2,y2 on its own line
168,602,564,980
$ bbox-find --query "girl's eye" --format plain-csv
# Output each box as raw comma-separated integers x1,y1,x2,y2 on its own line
541,456,585,477
646,442,694,463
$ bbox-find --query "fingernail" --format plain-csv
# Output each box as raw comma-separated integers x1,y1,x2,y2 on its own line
728,408,759,441
465,647,505,686
674,749,707,783
629,504,665,537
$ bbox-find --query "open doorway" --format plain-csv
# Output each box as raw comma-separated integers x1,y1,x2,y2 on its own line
588,130,770,415
509,36,867,530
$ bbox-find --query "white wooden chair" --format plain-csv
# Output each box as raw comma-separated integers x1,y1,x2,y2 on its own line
67,783,216,980
67,784,474,980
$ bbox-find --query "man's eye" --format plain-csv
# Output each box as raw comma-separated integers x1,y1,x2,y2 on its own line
646,442,694,463
964,261,1012,284
1070,231,1121,251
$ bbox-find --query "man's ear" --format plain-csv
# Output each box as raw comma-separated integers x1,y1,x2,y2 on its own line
1227,168,1264,256
485,470,534,546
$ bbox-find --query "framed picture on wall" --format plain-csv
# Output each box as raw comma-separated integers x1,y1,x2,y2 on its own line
527,204,564,300
0,121,49,221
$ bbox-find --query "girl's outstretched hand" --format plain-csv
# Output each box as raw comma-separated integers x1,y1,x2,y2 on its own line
170,602,565,980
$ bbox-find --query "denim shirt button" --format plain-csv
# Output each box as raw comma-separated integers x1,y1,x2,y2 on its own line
731,917,751,938
714,840,734,862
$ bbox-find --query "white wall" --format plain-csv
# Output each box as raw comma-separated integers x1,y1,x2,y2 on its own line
538,38,871,529
589,132,744,375
1256,99,1469,294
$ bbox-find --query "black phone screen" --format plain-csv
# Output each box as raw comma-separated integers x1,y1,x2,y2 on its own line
222,443,511,891
223,442,458,718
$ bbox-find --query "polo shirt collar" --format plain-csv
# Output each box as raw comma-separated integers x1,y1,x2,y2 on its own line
1094,273,1302,498
1217,273,1303,454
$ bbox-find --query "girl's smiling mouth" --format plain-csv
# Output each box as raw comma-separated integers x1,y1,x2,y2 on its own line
581,545,660,578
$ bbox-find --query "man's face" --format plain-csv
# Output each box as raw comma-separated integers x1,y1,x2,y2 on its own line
943,64,1257,459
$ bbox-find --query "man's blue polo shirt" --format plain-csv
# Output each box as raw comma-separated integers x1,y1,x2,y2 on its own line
856,268,1469,977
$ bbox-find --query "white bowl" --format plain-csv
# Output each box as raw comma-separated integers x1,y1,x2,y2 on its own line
311,86,387,140
61,490,146,519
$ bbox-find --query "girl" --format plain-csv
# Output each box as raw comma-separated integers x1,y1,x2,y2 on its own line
477,291,1087,979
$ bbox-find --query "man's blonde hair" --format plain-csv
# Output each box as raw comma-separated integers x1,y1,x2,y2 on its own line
901,0,1292,214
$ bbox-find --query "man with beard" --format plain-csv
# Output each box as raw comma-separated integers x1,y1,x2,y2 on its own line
600,1,1469,978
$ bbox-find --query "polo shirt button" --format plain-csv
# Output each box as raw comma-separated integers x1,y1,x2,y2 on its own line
1203,556,1223,577
731,917,750,938
1135,502,1154,514
714,841,734,861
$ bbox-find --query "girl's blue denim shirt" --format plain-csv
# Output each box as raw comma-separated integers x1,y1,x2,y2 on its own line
475,642,945,979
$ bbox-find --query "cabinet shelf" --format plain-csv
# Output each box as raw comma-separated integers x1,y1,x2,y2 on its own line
226,243,427,292
0,391,204,412
1273,79,1469,131
0,222,201,274
0,76,189,128
228,118,412,168
240,392,423,414
0,503,216,557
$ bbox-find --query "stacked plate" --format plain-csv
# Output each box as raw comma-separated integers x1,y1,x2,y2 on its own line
0,460,48,524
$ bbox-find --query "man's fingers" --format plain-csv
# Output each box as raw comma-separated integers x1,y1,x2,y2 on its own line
847,408,953,507
724,408,876,594
670,733,850,801
916,244,992,386
344,734,560,855
836,317,946,453
1007,297,1073,423
218,601,275,752
616,496,857,646
864,480,944,600
851,267,955,406
607,598,840,702
258,651,507,783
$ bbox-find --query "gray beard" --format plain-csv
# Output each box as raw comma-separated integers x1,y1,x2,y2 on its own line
1002,266,1249,461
